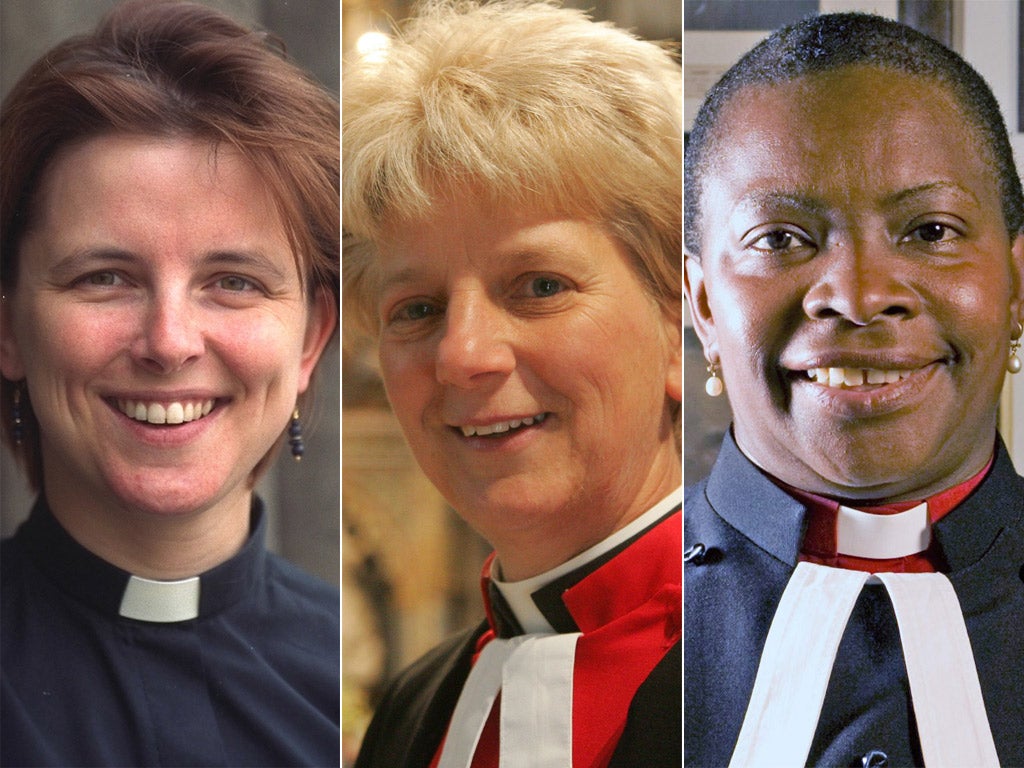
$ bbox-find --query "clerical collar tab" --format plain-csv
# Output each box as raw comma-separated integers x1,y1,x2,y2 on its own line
836,502,930,559
119,575,201,622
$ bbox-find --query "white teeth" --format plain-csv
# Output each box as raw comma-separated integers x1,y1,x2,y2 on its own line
147,404,166,424
118,399,215,425
459,412,546,437
809,367,914,388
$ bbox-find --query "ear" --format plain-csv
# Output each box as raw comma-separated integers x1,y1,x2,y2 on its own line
296,287,338,393
0,294,26,381
1010,233,1024,326
684,253,718,362
664,313,683,404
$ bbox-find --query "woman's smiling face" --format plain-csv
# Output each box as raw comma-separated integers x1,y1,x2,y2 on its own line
376,197,682,578
686,67,1024,500
0,134,335,520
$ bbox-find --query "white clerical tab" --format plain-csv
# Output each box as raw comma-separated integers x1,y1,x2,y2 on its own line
876,572,999,768
437,632,581,768
731,562,998,768
836,501,930,559
119,575,201,622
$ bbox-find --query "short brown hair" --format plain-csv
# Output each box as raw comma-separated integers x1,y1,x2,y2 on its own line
1,0,340,488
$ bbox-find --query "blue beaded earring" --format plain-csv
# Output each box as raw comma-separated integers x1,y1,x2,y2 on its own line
288,408,305,461
12,384,25,447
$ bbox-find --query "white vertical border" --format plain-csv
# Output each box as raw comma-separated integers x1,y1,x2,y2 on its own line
962,0,1024,470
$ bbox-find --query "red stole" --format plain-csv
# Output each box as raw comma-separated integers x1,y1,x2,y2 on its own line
429,511,681,767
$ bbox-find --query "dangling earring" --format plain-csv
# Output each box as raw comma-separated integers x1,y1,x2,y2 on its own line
288,408,305,461
705,359,724,397
1009,321,1023,374
12,384,25,446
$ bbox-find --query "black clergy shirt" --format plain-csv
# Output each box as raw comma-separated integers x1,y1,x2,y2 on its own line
1,496,339,767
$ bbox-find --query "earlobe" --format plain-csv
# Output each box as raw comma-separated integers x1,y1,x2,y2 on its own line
683,254,718,361
0,296,26,381
296,288,338,393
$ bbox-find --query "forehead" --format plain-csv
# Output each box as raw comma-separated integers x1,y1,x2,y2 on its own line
701,67,997,220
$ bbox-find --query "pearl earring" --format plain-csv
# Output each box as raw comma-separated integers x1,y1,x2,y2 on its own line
705,360,724,397
1009,321,1023,375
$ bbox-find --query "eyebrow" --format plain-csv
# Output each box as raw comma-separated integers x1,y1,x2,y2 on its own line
878,182,981,209
48,248,138,280
202,249,291,280
378,265,428,294
733,190,831,217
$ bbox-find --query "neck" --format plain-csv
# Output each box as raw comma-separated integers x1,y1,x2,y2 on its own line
492,463,681,581
43,484,251,580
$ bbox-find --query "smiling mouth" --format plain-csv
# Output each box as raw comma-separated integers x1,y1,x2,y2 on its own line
457,413,548,437
804,366,916,389
116,398,216,425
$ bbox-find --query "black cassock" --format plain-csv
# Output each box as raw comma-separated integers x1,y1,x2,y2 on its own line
684,431,1024,767
1,497,339,767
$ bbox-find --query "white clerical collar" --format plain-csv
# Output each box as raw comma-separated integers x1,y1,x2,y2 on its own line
119,575,201,622
837,501,931,559
492,487,681,634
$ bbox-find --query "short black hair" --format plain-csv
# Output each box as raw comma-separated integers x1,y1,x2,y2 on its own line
684,12,1024,256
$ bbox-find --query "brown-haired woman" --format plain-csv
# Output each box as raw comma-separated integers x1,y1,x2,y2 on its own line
0,2,339,765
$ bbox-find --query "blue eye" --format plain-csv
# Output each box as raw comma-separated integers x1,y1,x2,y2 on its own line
394,301,441,322
529,277,564,297
217,275,257,292
80,271,124,287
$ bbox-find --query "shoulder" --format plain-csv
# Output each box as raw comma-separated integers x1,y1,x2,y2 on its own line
356,624,485,768
262,551,339,614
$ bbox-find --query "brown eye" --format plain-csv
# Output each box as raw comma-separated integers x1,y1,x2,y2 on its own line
749,229,806,253
915,223,949,242
763,231,793,250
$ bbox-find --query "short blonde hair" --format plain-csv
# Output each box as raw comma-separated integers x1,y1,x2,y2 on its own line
343,0,682,344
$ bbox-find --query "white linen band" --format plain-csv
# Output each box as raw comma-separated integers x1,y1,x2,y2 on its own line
437,632,582,768
836,501,930,559
730,562,998,768
119,574,201,622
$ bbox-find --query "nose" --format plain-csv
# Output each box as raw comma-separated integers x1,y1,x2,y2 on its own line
802,237,921,325
435,293,515,388
131,292,205,374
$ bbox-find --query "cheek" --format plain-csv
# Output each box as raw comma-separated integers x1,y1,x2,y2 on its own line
378,343,433,424
709,278,784,357
209,312,310,386
24,304,134,379
932,268,1012,357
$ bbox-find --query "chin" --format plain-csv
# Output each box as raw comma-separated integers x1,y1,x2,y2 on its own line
105,470,244,519
449,476,569,533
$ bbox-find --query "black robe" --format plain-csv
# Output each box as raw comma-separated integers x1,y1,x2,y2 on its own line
684,432,1024,767
356,506,682,768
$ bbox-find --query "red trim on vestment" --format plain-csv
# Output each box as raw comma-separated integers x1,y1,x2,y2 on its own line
429,512,681,767
788,455,993,573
